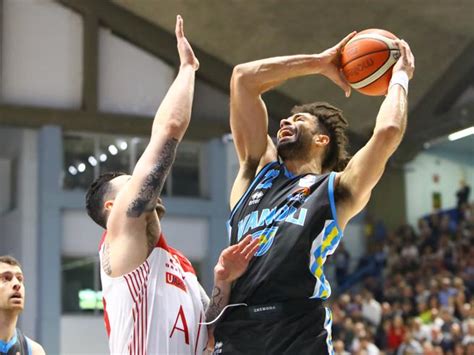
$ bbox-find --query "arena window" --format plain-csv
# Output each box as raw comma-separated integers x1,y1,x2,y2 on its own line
62,133,205,197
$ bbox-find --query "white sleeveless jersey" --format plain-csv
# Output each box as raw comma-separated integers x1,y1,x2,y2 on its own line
99,233,208,355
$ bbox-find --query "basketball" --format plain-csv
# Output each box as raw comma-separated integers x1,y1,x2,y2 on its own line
341,29,400,96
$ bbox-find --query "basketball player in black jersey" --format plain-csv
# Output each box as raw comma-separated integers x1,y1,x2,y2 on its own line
0,256,45,355
209,34,415,354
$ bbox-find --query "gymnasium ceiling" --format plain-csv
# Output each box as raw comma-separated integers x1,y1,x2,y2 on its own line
112,1,474,163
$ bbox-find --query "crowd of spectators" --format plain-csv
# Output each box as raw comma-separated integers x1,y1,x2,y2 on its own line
329,202,474,354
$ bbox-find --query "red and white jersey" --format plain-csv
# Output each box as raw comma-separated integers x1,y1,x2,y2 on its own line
99,233,208,355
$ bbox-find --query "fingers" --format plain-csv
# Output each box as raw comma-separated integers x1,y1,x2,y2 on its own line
331,68,351,97
337,31,357,49
245,238,260,260
175,14,184,39
402,39,415,67
394,39,415,78
235,235,253,253
242,237,260,260
232,235,260,260
338,69,352,97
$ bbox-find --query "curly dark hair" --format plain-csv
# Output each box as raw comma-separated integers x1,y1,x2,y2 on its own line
291,101,350,172
85,171,126,229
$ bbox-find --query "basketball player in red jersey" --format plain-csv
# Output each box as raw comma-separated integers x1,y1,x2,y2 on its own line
85,16,259,354
211,35,415,353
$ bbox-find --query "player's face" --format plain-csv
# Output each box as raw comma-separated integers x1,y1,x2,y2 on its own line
0,263,25,312
108,175,166,219
276,113,318,160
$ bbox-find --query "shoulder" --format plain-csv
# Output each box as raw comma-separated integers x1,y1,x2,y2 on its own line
168,246,196,275
28,339,46,355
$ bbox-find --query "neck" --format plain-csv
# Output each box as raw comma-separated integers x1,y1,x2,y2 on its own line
283,154,324,176
0,311,18,343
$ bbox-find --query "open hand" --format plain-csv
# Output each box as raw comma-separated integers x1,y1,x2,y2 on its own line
214,235,260,283
317,31,357,97
392,39,415,80
175,15,199,71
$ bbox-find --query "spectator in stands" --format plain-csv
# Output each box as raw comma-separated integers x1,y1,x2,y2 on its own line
361,289,382,327
330,207,473,354
456,179,470,210
396,326,423,355
333,339,350,355
387,315,406,351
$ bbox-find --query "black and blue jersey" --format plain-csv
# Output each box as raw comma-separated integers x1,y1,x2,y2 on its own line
214,161,343,354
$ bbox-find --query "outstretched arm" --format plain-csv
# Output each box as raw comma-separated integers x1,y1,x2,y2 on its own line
336,40,415,229
205,236,260,349
229,32,356,208
105,16,199,276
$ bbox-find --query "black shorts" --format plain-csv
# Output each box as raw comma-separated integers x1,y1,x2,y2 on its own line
213,300,333,355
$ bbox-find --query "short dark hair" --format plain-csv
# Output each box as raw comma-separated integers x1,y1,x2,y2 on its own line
85,172,126,229
0,255,22,268
291,101,350,172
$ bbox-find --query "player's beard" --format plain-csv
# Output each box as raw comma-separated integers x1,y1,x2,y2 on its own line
277,130,313,161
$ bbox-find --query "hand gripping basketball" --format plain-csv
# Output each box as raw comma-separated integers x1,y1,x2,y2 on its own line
392,39,415,80
317,31,358,98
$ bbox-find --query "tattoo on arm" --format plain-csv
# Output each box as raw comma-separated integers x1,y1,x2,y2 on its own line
127,138,178,218
102,242,112,276
205,286,224,323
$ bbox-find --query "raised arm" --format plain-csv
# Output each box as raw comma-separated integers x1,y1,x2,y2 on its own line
229,32,356,208
105,16,199,276
335,40,415,229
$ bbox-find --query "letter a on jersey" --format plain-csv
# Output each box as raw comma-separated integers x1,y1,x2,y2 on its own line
169,305,190,345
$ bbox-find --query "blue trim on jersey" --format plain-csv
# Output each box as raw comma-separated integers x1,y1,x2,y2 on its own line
282,164,294,179
226,220,232,244
0,330,18,354
228,161,279,223
328,172,341,233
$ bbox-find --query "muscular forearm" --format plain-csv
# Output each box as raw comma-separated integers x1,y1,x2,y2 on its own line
233,54,324,93
373,83,408,151
152,65,196,141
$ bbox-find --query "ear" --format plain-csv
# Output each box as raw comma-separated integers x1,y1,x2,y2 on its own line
314,134,330,147
104,200,114,211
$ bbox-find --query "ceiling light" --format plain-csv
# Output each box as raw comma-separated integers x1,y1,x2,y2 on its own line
99,154,107,162
448,126,474,141
78,163,86,173
108,145,118,155
88,156,98,166
118,141,128,150
68,166,78,175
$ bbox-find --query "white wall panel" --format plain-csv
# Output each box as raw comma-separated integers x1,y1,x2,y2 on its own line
62,210,103,256
1,0,83,108
161,216,209,260
194,80,229,121
61,315,108,355
98,28,174,116
62,209,208,260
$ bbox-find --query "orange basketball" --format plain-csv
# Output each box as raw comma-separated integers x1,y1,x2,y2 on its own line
341,29,400,96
